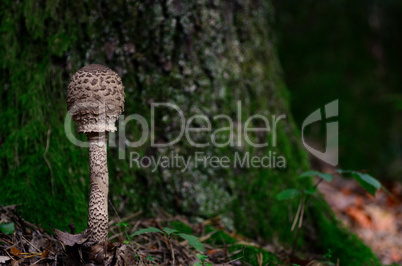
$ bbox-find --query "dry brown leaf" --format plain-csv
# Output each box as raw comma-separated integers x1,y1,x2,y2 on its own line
54,228,90,246
10,247,21,256
345,206,372,228
41,249,49,258
207,249,220,255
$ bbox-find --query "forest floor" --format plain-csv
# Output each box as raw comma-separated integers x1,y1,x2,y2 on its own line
0,205,240,265
0,205,287,265
1,177,401,265
318,175,402,265
0,203,342,266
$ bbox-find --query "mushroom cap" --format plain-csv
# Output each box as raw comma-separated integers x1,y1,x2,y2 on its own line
67,64,125,133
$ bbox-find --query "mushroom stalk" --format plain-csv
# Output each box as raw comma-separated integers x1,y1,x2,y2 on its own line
67,64,125,245
87,132,109,243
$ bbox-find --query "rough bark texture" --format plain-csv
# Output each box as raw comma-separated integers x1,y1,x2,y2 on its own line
88,132,109,243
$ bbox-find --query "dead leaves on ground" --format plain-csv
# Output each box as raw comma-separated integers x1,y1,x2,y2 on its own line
318,176,402,264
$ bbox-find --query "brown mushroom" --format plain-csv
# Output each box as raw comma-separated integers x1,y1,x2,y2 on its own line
66,64,125,243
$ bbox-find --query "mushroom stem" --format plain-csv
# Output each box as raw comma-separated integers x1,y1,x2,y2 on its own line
87,132,109,243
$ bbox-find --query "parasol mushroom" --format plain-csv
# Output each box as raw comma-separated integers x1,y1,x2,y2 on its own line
66,64,125,243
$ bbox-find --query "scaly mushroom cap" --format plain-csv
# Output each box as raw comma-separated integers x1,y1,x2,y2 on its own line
67,64,125,133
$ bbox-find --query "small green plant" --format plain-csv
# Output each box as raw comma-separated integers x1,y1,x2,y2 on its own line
0,222,15,235
131,227,204,252
322,248,333,260
145,255,156,262
116,222,131,244
276,169,392,256
131,226,204,264
194,253,211,266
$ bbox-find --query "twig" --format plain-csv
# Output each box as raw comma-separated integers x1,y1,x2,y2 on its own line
168,237,175,265
197,230,217,243
22,253,41,258
109,199,123,224
257,252,263,266
298,198,305,228
1,238,13,245
32,258,46,265
291,200,302,231
22,236,40,252
227,246,245,263
42,127,54,195
108,210,142,227
109,199,133,245
5,250,17,262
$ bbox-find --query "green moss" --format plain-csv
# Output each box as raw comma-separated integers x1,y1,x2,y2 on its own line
204,226,236,246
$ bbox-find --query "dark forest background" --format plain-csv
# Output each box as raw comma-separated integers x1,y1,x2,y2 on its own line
274,0,402,180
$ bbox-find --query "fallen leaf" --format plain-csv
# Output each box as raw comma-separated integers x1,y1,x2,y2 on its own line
0,256,11,263
10,247,21,256
41,249,49,258
54,228,90,246
207,249,219,255
345,206,371,228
